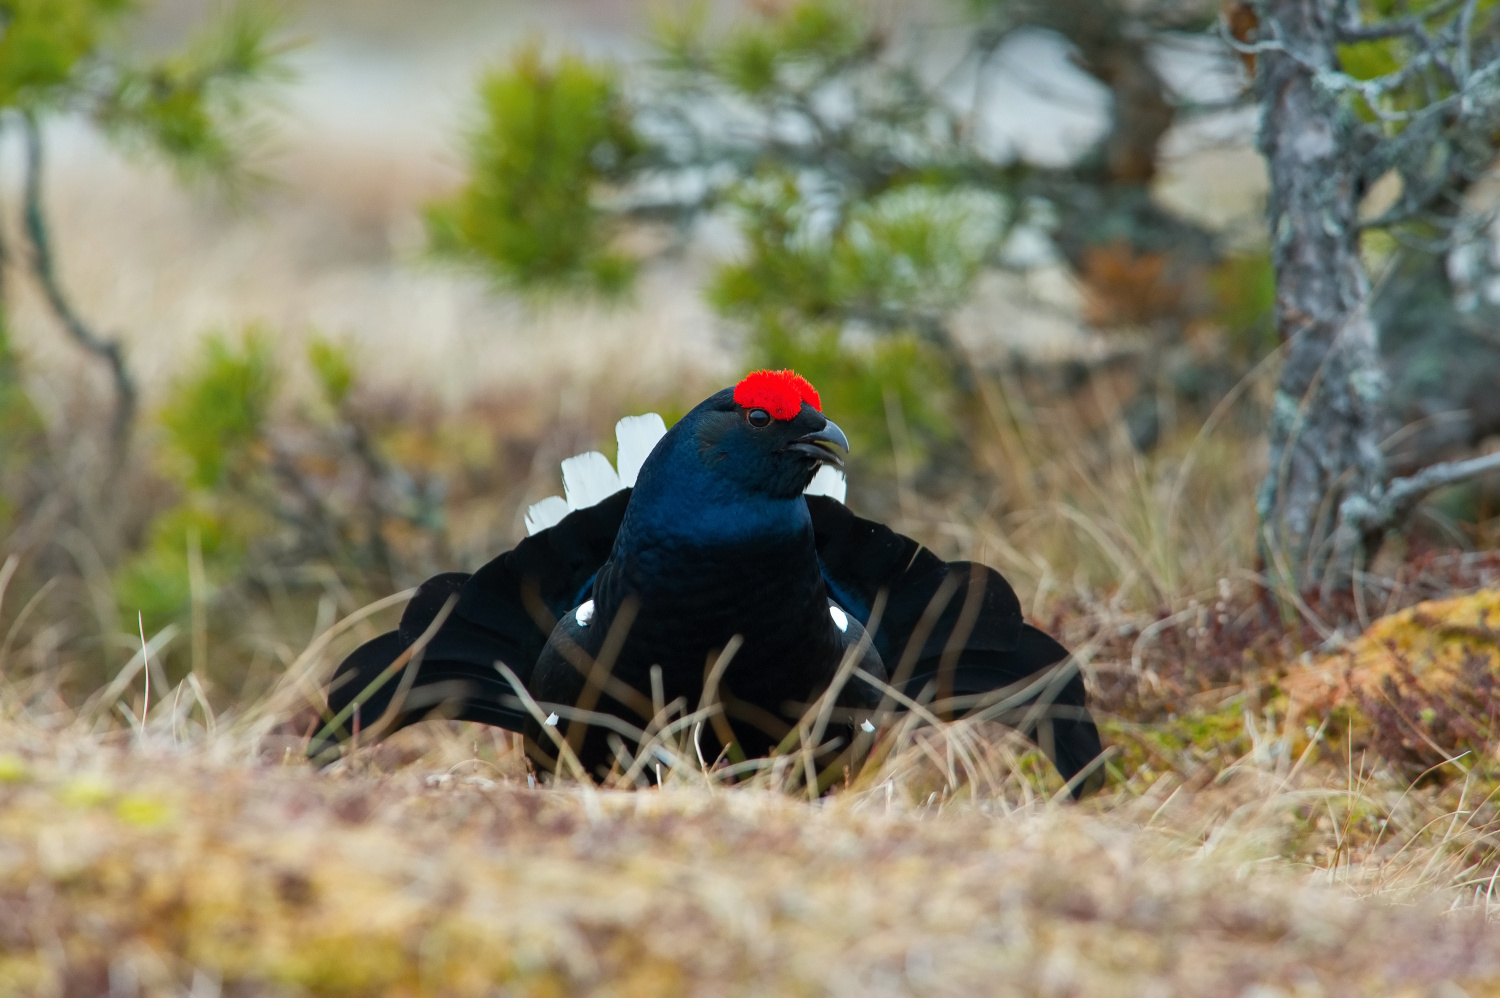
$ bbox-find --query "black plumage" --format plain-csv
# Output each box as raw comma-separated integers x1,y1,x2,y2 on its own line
312,377,1103,795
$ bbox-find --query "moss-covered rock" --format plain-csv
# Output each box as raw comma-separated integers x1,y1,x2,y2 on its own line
1285,589,1500,778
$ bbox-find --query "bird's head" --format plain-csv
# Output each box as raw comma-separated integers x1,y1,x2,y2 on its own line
679,370,848,499
612,370,848,551
628,369,849,520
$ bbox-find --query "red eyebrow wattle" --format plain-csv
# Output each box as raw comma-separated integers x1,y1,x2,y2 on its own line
733,369,821,420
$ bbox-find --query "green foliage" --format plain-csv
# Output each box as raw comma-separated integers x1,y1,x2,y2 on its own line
0,1,290,556
118,325,448,643
0,316,46,531
832,187,1007,312
160,331,277,489
755,321,951,456
654,0,867,87
1333,0,1500,126
118,329,357,638
432,2,1002,463
426,44,641,294
709,175,835,320
118,329,280,635
0,0,130,107
1336,39,1402,82
714,0,864,94
1210,252,1277,360
306,336,354,410
96,2,293,183
717,26,779,95
650,1,708,73
775,0,863,59
114,503,246,635
0,0,289,183
1103,698,1258,783
710,177,1000,454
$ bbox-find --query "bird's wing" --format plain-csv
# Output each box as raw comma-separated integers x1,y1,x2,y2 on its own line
806,495,1103,796
456,487,632,660
904,624,1104,796
312,490,633,759
805,495,1024,665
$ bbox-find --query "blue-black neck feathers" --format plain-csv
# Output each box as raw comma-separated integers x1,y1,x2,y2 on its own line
585,387,849,711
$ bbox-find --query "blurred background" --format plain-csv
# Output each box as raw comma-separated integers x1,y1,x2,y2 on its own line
4,0,1498,716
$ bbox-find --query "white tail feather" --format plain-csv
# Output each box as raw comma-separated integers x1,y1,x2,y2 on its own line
615,413,668,488
562,451,623,510
805,464,847,503
524,495,569,535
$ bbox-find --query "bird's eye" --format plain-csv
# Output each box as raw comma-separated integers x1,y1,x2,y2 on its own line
747,408,772,428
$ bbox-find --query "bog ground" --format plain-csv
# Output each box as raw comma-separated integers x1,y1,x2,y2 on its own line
7,578,1500,995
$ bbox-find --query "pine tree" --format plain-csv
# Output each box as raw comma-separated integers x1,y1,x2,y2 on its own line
0,0,292,454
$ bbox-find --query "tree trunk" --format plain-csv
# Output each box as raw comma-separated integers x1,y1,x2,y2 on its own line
1254,0,1389,588
1082,37,1176,186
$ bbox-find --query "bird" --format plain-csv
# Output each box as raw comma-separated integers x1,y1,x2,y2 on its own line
311,370,1104,795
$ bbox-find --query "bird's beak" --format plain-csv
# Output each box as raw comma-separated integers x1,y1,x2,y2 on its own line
787,418,850,470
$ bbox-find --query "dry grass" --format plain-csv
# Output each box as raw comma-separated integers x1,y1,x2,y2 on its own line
8,567,1500,995
0,710,1495,998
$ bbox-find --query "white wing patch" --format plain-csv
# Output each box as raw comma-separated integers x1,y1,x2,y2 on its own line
805,464,847,503
524,409,847,538
615,413,668,487
829,605,849,633
575,599,595,626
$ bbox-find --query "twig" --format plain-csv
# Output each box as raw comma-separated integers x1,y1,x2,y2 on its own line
1364,59,1500,169
138,612,151,737
496,662,591,784
20,111,136,453
1342,449,1500,537
0,556,18,620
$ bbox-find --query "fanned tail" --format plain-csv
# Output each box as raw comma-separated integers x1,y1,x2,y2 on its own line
310,492,633,762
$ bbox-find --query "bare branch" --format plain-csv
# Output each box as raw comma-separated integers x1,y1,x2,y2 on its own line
1359,186,1483,240
1362,58,1500,181
1342,449,1500,536
1333,0,1467,43
1218,12,1288,58
1455,0,1480,82
21,112,136,452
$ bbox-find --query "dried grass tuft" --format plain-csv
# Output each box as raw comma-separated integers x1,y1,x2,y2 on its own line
6,599,1500,997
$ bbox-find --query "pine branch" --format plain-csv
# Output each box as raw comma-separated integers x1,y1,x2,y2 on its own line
21,111,136,452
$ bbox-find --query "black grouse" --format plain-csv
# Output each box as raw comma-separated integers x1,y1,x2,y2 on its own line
312,370,1103,794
